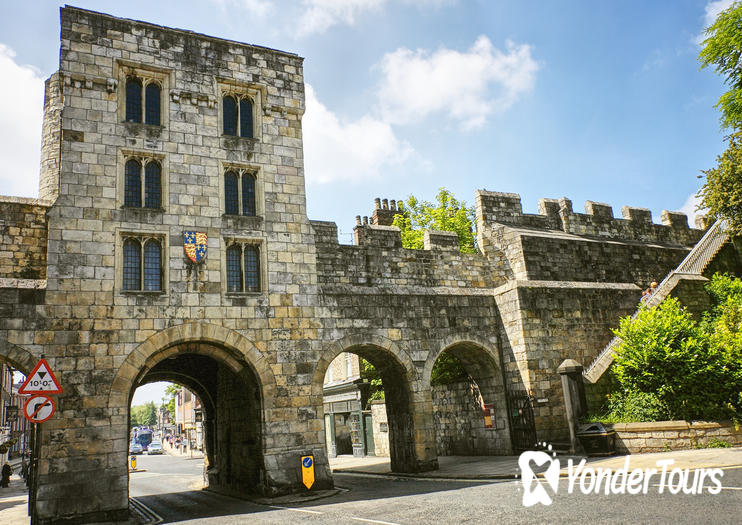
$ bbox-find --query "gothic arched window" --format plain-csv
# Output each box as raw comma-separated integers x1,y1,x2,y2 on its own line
123,238,141,291
224,170,239,215
125,77,143,123
143,240,162,291
244,245,260,292
145,83,161,126
226,245,242,292
242,173,256,216
144,161,162,209
124,159,142,208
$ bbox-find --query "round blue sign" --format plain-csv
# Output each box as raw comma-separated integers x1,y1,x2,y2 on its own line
302,456,313,468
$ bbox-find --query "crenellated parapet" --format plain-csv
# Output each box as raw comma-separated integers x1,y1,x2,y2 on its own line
475,190,704,247
309,218,510,289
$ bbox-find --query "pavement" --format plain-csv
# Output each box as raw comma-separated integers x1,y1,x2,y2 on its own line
329,446,742,480
0,473,28,525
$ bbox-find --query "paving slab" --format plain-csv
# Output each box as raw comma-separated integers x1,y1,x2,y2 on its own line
329,447,742,481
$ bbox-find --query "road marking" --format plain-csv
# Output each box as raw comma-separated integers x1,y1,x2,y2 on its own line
269,505,324,515
651,484,742,491
351,518,401,525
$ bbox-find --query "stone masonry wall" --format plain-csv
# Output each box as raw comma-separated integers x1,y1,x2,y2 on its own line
495,280,640,442
0,197,50,279
612,421,742,453
431,380,510,456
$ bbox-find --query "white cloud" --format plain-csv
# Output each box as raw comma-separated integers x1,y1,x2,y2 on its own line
211,0,273,17
297,0,454,36
0,44,44,199
302,84,412,184
376,36,538,129
678,192,707,227
695,0,735,45
298,0,386,36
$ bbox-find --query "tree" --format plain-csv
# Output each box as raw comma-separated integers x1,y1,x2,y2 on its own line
698,2,742,232
392,188,477,253
163,383,181,420
130,402,158,427
699,1,742,130
698,132,742,234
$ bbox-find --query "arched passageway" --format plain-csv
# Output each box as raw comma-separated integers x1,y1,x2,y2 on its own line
114,331,268,498
425,341,512,456
314,340,437,473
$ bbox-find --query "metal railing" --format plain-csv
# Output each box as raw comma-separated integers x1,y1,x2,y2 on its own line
583,219,729,383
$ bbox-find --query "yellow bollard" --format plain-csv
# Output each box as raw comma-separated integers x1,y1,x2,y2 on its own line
130,455,137,470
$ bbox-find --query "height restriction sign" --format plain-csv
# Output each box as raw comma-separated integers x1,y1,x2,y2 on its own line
18,358,63,395
24,395,56,423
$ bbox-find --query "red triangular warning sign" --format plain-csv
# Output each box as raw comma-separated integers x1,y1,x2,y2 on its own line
18,359,63,394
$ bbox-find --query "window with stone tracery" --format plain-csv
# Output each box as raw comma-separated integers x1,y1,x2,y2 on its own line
224,240,263,294
122,236,163,292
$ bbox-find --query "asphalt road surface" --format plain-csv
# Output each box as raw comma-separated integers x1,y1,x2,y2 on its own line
130,455,742,524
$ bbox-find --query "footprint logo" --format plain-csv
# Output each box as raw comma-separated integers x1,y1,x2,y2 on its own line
518,449,560,507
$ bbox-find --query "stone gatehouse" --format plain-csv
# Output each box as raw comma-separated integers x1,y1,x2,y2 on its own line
1,6,735,524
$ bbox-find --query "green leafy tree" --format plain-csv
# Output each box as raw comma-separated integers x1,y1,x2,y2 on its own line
130,401,158,427
360,359,384,405
430,352,469,386
700,1,742,130
697,133,742,234
163,383,181,420
393,188,477,253
698,2,742,231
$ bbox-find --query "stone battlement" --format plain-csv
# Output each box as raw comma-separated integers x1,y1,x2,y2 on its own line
476,190,704,247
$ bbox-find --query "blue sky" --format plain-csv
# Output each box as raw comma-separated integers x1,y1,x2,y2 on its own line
0,0,735,403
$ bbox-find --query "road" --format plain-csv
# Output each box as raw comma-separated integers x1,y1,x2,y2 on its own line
130,455,742,524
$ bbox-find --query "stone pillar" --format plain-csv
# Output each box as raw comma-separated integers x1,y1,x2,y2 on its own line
558,359,586,455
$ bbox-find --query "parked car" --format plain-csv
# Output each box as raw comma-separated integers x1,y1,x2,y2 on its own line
146,441,164,455
129,442,143,455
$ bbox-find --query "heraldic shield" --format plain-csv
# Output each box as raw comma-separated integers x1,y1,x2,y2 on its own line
183,231,208,263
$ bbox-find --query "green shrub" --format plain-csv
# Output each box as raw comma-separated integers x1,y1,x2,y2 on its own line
589,390,670,423
611,293,742,422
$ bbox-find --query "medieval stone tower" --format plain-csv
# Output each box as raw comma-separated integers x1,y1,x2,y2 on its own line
0,6,729,524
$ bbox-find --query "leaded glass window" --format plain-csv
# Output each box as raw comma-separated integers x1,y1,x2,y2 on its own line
144,161,161,209
245,245,260,292
242,173,256,216
124,159,142,207
143,240,161,291
223,95,238,136
123,239,141,291
126,78,142,123
145,83,161,126
240,97,253,138
226,245,242,292
225,171,239,215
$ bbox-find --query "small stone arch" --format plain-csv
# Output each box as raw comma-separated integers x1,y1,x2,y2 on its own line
0,339,37,375
422,335,500,386
107,321,275,410
311,335,436,473
423,336,512,456
310,334,418,398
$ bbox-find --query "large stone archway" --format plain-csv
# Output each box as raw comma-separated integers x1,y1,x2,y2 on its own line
312,336,438,473
110,322,276,497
